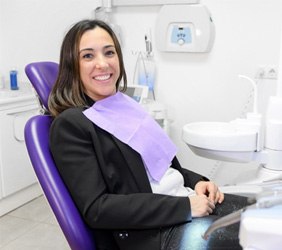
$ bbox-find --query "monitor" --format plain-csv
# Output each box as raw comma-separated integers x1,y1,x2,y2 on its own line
124,85,149,103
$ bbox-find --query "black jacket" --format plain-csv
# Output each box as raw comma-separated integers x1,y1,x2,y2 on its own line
50,106,206,250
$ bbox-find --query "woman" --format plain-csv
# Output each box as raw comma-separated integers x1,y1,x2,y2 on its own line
49,19,249,250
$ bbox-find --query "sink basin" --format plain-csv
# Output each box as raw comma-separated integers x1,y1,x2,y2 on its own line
182,121,259,162
183,122,258,151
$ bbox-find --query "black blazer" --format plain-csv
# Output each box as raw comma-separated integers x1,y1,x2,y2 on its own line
50,107,207,250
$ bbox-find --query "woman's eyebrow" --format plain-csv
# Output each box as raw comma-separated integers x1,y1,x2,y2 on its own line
79,45,115,54
104,45,115,49
79,48,94,54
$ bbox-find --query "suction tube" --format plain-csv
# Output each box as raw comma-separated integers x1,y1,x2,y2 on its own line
202,208,245,240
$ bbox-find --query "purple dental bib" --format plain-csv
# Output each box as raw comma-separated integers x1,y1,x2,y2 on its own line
83,92,177,181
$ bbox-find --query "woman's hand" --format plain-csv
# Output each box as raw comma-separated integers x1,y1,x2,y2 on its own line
189,181,224,217
194,181,224,205
189,195,215,217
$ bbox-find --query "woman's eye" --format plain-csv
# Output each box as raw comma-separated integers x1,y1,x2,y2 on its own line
105,50,116,57
82,53,93,59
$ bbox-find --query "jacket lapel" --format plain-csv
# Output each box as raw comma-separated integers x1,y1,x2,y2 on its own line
112,136,152,193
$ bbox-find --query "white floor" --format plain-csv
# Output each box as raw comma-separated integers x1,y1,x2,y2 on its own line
0,195,70,250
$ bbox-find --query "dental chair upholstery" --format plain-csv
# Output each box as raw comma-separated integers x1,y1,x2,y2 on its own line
25,61,58,111
24,62,96,250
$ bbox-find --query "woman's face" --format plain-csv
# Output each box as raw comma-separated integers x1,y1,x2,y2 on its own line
79,27,120,101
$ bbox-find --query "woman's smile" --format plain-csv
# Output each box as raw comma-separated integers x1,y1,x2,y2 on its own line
93,73,112,81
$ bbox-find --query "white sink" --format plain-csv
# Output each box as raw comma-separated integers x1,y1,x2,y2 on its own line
182,120,260,163
183,122,258,151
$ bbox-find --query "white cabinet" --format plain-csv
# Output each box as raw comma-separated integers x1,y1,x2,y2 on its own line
0,91,42,215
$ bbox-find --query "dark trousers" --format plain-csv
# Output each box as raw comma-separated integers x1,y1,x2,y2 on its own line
161,194,252,250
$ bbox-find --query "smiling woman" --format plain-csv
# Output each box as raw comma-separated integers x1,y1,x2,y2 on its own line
48,19,250,250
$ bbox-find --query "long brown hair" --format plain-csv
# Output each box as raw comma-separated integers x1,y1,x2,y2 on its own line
48,19,127,117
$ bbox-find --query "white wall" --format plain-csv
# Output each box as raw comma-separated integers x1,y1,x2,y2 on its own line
0,0,96,85
1,0,281,184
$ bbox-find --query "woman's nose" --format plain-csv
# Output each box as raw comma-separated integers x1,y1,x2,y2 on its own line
95,55,109,69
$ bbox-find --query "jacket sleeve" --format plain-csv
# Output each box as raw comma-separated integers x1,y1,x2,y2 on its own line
49,108,192,230
171,157,209,189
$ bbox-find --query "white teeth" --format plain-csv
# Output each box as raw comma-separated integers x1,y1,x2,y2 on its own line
94,74,110,81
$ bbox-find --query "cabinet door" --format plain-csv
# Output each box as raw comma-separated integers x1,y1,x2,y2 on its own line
0,104,39,197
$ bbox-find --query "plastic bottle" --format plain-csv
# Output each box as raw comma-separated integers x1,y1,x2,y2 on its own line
10,69,19,90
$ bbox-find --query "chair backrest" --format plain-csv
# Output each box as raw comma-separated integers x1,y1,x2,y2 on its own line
25,61,59,111
24,62,96,250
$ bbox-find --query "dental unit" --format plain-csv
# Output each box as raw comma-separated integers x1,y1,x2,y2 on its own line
182,74,282,189
182,29,282,250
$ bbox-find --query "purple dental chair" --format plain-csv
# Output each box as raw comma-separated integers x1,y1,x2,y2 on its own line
24,62,96,250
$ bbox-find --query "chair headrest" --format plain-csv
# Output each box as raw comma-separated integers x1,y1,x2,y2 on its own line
25,61,59,111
